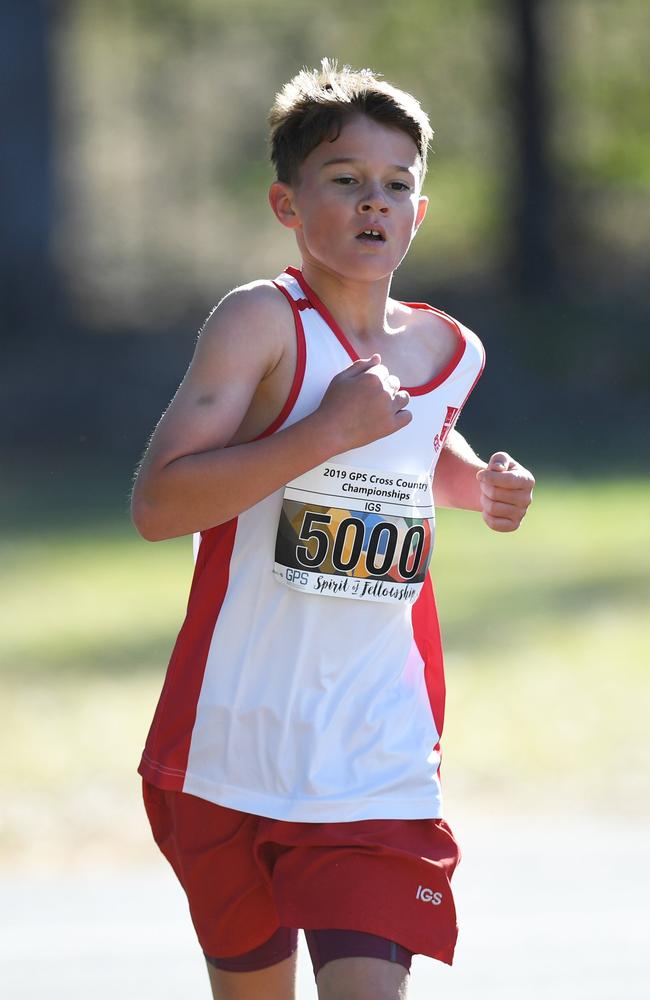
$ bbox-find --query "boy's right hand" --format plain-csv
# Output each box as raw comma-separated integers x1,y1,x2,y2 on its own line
316,354,412,452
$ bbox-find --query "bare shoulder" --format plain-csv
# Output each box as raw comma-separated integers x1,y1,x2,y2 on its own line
134,279,297,473
397,300,459,344
207,278,292,328
388,298,461,375
197,278,294,377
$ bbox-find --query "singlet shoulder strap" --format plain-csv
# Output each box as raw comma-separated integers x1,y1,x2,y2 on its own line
274,266,313,309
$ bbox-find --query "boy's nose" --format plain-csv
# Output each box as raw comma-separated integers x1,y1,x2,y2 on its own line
359,186,389,214
361,201,389,214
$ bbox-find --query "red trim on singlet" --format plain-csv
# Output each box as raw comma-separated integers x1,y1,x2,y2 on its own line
411,575,446,740
138,519,238,790
456,334,486,413
285,266,466,396
400,302,467,395
251,281,307,441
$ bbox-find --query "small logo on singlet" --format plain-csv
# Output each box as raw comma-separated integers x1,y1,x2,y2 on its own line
416,884,443,905
433,406,460,452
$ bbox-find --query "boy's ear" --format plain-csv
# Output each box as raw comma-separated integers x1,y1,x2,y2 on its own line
269,182,301,230
414,195,429,233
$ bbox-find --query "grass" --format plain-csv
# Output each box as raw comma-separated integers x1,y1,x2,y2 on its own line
435,479,650,812
1,466,648,865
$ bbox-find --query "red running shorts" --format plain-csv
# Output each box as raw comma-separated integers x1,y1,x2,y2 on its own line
142,780,461,965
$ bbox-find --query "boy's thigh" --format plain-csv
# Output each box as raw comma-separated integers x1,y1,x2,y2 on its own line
315,956,409,1000
206,952,297,1000
306,929,412,1000
143,784,458,983
205,937,408,1000
142,781,284,958
268,816,460,964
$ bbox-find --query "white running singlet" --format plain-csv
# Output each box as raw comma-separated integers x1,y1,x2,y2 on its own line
139,267,485,821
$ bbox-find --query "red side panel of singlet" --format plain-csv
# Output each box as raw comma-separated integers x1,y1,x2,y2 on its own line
412,575,446,740
139,519,238,790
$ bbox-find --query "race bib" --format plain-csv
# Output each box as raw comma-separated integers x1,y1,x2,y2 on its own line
274,461,435,603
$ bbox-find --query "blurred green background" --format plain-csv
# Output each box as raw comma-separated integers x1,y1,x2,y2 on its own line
1,0,649,869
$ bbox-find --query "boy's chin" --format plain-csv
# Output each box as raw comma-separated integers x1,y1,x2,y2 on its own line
346,258,400,282
314,254,399,284
347,243,410,279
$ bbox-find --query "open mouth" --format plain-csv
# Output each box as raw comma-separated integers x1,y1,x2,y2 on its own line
356,228,386,243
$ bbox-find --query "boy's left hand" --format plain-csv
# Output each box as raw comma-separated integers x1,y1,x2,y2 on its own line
476,452,535,532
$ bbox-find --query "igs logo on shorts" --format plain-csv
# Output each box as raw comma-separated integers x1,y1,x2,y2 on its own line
415,884,443,905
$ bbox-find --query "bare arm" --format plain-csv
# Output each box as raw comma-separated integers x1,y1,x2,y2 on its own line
435,429,535,532
131,285,411,540
434,429,487,510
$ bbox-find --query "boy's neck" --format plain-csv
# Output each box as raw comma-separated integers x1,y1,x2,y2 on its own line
300,261,394,340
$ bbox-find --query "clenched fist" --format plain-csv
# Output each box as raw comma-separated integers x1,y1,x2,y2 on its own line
317,353,412,453
476,452,535,532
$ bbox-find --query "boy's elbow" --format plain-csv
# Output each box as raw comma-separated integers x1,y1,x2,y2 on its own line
131,493,169,542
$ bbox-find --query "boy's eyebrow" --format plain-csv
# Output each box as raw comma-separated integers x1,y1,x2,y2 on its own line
320,157,415,174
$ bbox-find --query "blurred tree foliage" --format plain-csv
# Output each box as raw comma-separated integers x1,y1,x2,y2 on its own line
45,0,649,325
1,0,648,464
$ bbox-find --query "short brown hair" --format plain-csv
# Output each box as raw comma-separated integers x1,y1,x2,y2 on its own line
269,59,433,184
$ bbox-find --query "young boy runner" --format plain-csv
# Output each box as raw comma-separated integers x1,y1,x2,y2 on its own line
132,61,534,1000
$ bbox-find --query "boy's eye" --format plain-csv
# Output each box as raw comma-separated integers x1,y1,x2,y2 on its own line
388,181,411,192
333,176,357,185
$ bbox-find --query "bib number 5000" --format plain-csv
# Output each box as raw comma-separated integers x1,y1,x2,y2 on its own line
296,510,425,580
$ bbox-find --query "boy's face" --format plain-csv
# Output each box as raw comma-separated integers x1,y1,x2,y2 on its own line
270,114,428,282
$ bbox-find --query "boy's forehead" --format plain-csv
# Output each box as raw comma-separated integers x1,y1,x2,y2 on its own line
305,114,421,173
